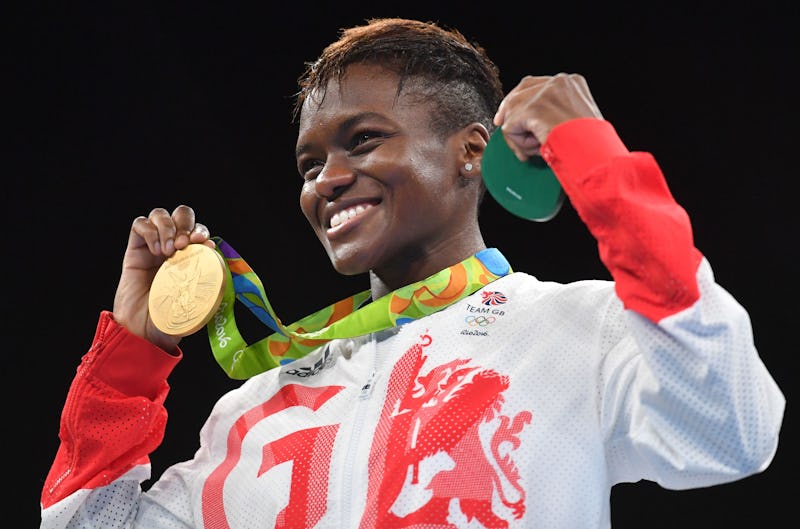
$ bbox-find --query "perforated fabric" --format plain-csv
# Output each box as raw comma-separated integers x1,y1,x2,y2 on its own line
40,260,784,528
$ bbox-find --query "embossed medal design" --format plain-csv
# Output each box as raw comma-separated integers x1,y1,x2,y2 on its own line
148,244,226,337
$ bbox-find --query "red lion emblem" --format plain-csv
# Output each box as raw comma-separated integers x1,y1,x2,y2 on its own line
360,334,532,528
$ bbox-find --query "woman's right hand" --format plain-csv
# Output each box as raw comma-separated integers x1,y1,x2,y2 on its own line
493,73,603,161
112,204,215,353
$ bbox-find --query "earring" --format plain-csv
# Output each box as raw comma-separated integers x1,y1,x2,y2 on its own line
464,162,473,171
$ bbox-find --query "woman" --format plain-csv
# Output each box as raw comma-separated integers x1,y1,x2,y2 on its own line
40,18,784,528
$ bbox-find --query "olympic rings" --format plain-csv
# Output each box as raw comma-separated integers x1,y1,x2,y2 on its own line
465,315,496,326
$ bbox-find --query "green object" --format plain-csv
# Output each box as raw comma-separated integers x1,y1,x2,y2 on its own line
207,239,512,379
482,128,565,221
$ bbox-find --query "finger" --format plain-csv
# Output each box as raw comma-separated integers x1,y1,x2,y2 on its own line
496,78,547,134
494,75,549,127
504,123,542,160
493,100,506,127
146,207,179,255
170,204,197,250
130,213,167,256
188,222,214,247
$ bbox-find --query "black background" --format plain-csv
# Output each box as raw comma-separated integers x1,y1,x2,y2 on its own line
7,2,797,527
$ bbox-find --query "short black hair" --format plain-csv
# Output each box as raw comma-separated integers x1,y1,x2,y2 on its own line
293,18,504,140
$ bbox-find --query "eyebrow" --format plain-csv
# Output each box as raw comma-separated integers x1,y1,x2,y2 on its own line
295,112,388,158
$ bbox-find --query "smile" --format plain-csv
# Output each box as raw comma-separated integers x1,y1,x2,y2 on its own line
330,203,374,229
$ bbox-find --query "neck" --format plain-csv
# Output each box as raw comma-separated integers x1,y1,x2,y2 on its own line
368,240,487,300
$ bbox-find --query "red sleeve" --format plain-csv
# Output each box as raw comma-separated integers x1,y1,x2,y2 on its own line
41,311,182,508
541,118,703,322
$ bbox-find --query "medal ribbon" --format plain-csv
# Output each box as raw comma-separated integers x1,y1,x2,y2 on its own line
206,237,512,379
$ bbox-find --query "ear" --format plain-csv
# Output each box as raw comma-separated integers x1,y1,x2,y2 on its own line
458,123,490,180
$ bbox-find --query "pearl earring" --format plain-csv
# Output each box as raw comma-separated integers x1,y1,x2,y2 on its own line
464,162,473,171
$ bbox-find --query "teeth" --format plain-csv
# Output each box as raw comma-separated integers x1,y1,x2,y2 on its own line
330,204,371,228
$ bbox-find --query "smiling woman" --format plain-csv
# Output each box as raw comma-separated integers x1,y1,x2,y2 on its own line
38,17,785,529
297,62,489,290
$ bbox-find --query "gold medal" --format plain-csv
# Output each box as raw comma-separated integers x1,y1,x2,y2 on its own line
148,244,226,337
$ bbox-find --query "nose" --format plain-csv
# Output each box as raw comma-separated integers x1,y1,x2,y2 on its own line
314,155,355,201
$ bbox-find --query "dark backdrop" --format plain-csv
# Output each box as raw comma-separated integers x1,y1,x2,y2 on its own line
7,2,796,527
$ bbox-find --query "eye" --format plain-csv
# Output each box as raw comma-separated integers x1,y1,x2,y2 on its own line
349,130,385,153
298,159,324,181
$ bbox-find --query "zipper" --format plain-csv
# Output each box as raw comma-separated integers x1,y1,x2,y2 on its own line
359,371,377,400
339,335,381,528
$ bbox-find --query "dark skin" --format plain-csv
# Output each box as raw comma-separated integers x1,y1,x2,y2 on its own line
296,63,489,300
111,71,600,352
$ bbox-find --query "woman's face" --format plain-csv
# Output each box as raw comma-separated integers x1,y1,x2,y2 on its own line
296,63,478,286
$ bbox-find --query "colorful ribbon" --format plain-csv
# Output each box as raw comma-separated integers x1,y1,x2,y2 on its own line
206,237,511,379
